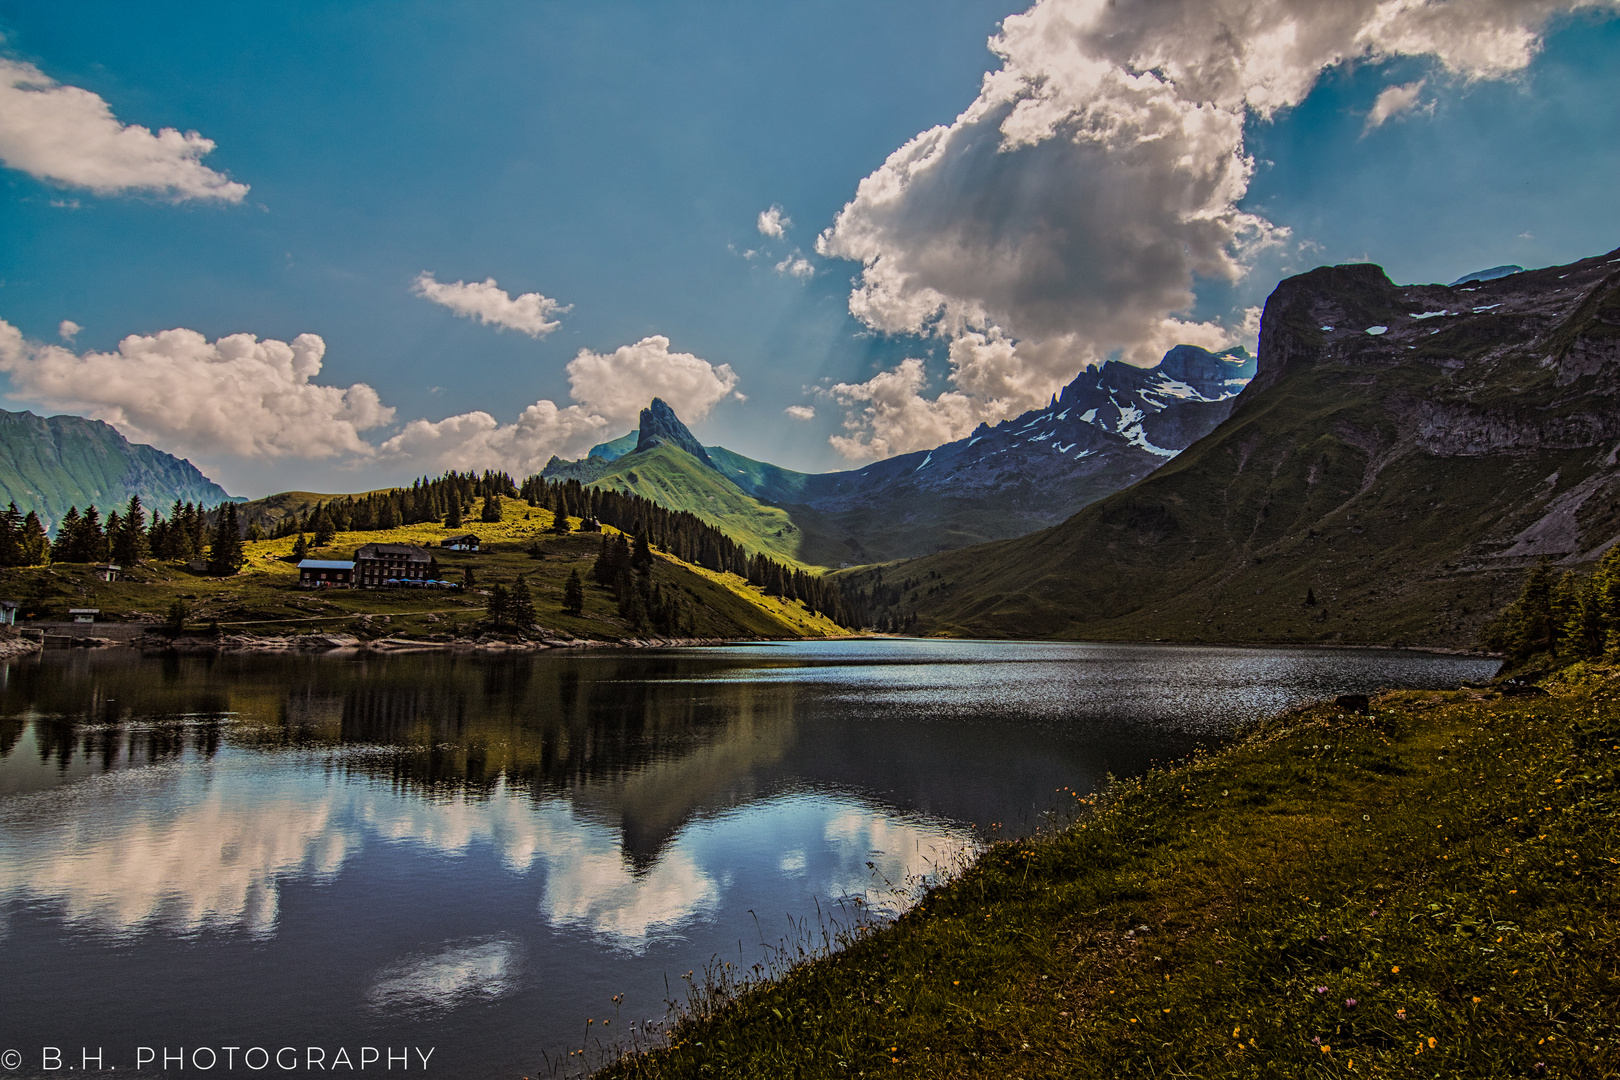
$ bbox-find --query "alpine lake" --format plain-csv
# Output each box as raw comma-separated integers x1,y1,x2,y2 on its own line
0,640,1499,1078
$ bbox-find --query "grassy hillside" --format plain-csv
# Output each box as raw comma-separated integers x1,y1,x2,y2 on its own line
0,408,235,532
598,665,1620,1079
847,252,1620,648
0,497,845,642
571,444,852,570
234,488,399,533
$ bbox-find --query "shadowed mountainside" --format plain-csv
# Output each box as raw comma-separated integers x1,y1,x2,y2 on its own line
840,245,1620,646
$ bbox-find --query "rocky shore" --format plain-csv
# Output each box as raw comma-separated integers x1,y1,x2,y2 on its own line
134,630,746,654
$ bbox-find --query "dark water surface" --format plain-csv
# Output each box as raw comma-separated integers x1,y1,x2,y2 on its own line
0,640,1497,1077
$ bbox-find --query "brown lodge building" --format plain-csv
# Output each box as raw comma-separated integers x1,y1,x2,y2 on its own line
298,543,435,588
355,543,434,586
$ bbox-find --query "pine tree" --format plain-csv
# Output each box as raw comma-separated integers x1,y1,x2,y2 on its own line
632,530,653,574
209,502,245,576
444,497,463,529
51,507,82,563
292,533,310,560
620,585,648,632
1484,558,1556,665
19,512,48,566
480,494,503,523
311,504,336,546
486,583,510,629
551,506,571,534
563,569,584,616
113,495,148,565
0,502,22,567
508,575,537,629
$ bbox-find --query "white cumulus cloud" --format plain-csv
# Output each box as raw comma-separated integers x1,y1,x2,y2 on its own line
757,204,791,238
0,58,248,202
775,252,814,280
378,400,612,475
381,336,738,475
828,358,981,460
0,319,391,460
413,272,569,337
57,319,80,343
816,0,1610,458
1364,79,1430,131
784,404,816,421
566,335,739,428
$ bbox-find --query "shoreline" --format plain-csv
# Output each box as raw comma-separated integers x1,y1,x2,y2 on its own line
592,663,1617,1079
10,624,1500,661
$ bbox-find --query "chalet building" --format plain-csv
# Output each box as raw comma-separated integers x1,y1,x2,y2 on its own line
355,543,433,587
443,534,480,552
298,559,355,587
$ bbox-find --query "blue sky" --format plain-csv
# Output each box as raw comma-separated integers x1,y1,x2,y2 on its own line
0,1,1616,496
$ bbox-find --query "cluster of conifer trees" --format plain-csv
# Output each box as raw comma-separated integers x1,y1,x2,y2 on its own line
523,475,865,628
263,470,520,538
26,496,246,575
1484,549,1620,666
590,530,698,635
0,504,50,567
483,574,539,631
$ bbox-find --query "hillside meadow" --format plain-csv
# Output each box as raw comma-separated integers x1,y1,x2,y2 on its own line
0,496,845,642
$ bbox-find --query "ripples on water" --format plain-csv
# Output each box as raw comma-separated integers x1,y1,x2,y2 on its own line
0,640,1496,1077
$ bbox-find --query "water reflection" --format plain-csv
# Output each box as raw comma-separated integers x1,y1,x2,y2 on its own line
0,641,1498,1077
0,749,351,938
365,936,525,1016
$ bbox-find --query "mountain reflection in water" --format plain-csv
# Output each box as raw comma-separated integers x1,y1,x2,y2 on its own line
0,641,1498,1077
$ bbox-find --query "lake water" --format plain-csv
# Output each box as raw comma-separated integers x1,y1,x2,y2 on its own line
0,640,1497,1077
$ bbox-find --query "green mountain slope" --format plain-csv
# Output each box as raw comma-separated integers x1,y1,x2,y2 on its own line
846,247,1620,647
0,409,236,532
571,442,848,569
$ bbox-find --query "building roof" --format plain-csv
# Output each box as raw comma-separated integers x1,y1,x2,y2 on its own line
298,560,356,570
444,534,480,543
355,543,432,561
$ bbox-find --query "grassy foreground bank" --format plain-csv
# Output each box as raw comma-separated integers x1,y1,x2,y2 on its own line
597,666,1620,1079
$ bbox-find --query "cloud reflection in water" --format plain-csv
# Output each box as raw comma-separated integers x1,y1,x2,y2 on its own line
365,936,524,1016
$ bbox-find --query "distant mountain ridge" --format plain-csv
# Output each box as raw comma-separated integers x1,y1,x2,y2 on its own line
0,409,236,532
852,244,1620,647
545,345,1254,564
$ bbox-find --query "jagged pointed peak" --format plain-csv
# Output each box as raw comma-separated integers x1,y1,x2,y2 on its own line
636,398,714,466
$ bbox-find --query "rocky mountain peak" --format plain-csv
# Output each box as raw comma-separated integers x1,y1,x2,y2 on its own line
636,398,713,466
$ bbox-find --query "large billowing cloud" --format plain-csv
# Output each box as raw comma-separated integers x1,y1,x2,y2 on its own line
0,58,248,202
412,272,569,337
816,0,1612,458
0,319,391,459
384,335,739,473
377,400,612,474
565,335,739,427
